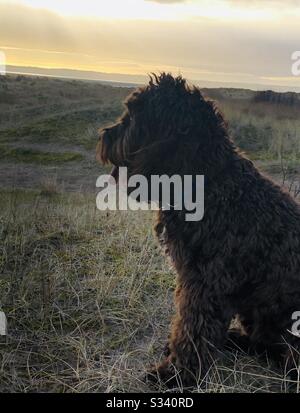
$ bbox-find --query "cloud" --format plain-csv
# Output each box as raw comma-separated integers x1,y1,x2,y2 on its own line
1,2,300,90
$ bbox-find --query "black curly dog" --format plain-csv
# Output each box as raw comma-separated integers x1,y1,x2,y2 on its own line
97,73,300,387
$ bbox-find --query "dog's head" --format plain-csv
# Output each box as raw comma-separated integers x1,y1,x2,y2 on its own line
96,72,228,181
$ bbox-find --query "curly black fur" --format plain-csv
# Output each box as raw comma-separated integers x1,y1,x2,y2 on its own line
97,73,300,387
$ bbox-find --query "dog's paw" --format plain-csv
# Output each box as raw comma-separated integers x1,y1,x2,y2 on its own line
225,329,252,353
144,361,184,390
163,341,171,357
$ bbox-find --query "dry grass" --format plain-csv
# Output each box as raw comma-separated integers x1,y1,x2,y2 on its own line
0,189,298,393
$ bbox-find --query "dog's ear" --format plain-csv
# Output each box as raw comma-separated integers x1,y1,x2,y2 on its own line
96,138,104,163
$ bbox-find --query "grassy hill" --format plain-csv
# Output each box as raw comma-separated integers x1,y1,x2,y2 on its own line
0,74,300,392
0,75,132,192
1,74,300,193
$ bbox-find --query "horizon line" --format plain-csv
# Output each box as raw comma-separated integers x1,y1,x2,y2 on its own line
4,64,300,94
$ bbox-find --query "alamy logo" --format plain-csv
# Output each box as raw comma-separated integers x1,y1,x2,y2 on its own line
96,167,205,221
291,51,300,76
0,311,7,336
291,311,300,337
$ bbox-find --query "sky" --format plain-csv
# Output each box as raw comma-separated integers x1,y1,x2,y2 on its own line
0,0,300,90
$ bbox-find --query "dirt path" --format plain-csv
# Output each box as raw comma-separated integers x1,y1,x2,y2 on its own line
0,154,105,193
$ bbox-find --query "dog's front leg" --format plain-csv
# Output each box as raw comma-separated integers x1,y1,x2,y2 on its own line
147,280,233,389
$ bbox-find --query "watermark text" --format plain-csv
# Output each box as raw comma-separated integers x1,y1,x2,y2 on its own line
291,51,300,76
96,167,205,221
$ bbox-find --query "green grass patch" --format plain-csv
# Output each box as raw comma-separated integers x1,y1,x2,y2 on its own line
0,104,122,146
0,145,84,164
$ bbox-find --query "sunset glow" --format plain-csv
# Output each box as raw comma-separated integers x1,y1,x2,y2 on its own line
1,0,300,90
14,0,279,21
